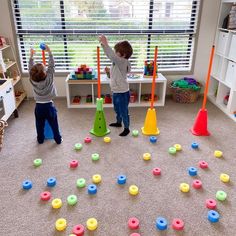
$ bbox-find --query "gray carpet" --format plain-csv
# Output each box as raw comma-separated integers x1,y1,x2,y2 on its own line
0,98,235,236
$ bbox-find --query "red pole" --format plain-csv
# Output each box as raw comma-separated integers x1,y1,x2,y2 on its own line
97,46,101,99
42,50,46,65
202,45,215,110
151,46,158,109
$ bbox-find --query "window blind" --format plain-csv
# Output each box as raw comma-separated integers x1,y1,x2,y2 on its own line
12,0,200,72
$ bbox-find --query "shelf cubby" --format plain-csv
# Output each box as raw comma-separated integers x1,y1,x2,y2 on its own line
66,73,167,108
208,0,236,122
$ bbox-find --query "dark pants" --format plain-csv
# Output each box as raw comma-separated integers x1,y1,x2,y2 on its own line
35,102,62,144
112,91,130,128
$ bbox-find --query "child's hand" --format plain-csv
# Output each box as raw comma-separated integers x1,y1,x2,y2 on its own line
45,44,51,53
99,35,108,46
30,48,35,57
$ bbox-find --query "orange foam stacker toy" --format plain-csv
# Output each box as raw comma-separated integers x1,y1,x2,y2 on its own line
141,46,160,135
190,45,215,136
90,46,110,137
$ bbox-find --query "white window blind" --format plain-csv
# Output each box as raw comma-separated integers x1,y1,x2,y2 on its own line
12,0,200,72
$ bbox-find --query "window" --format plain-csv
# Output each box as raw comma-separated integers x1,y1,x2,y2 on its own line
12,0,200,72
165,2,173,18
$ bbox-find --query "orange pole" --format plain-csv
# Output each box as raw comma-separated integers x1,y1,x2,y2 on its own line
42,50,46,65
202,45,215,110
97,46,101,99
150,46,158,109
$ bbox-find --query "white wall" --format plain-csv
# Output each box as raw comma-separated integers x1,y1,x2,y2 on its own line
194,0,221,82
0,0,221,97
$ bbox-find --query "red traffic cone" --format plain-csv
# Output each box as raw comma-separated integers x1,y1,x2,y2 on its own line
190,108,210,136
190,45,215,136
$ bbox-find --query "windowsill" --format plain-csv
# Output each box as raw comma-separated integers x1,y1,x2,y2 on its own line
21,70,193,78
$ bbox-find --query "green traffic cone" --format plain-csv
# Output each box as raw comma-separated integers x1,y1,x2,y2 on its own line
90,98,110,137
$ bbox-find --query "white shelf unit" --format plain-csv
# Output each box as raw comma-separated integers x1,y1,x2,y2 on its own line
209,0,236,122
65,73,167,108
0,44,26,113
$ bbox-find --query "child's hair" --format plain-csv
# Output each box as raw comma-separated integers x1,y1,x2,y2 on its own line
30,63,46,82
114,41,133,59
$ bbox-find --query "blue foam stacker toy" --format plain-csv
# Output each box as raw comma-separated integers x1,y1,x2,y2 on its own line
208,210,220,223
88,184,97,195
156,217,168,230
47,177,57,187
22,180,32,190
117,175,127,185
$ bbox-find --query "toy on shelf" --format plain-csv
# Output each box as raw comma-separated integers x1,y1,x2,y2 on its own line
104,94,112,104
104,66,110,78
70,64,96,80
0,36,7,47
223,93,229,105
86,95,92,103
72,96,81,104
141,94,158,102
15,90,25,102
144,60,158,78
130,90,137,103
127,73,141,79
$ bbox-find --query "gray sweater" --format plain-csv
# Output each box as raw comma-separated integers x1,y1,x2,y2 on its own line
28,53,57,102
102,44,131,93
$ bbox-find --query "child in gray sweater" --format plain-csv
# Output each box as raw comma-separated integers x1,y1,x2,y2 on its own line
29,45,62,144
99,35,133,136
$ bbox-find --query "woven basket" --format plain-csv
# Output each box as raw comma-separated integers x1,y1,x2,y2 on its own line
170,82,201,103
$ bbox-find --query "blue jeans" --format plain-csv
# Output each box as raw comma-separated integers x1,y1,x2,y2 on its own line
112,91,130,128
35,102,62,144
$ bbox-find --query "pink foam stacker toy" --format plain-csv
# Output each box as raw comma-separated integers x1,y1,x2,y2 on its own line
128,217,139,230
70,160,79,168
192,179,202,189
84,137,92,143
198,160,208,169
40,191,51,201
206,199,217,209
130,234,141,236
172,218,184,231
152,167,161,176
72,224,85,236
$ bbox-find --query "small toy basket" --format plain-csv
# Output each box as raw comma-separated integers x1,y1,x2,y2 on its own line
170,78,202,103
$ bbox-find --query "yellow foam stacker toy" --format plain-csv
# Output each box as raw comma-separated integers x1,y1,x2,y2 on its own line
220,173,230,183
55,218,67,231
129,185,139,195
86,218,98,231
180,183,190,193
214,150,223,158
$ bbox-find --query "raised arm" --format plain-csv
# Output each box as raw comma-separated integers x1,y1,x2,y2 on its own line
28,48,35,72
45,45,55,74
99,35,123,64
